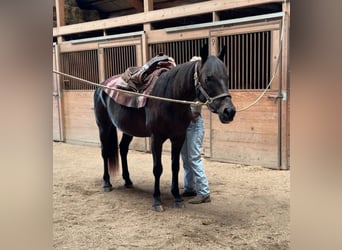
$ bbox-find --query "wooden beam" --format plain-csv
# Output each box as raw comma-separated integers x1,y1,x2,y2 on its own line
280,0,290,169
97,48,105,83
55,0,64,42
211,12,220,55
55,0,64,27
144,0,153,12
271,29,280,90
127,0,144,12
53,0,282,36
212,11,220,22
147,29,209,43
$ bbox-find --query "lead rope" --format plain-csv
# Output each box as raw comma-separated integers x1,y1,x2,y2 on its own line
52,70,204,106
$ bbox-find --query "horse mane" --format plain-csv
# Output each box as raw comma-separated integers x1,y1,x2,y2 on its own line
151,61,198,101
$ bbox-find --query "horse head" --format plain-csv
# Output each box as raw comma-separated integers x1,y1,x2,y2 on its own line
195,46,236,123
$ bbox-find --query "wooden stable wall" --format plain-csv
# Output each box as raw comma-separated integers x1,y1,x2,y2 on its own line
61,91,148,151
209,92,279,167
61,91,98,145
53,0,290,169
59,90,279,168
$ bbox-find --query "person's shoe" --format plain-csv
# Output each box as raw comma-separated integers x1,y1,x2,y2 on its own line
182,190,197,197
188,195,211,204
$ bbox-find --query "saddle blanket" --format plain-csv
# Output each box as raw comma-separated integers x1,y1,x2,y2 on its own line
103,56,175,108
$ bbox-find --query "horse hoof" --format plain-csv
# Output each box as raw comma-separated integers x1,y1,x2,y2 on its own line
103,186,113,192
152,205,164,212
173,201,185,208
124,183,133,188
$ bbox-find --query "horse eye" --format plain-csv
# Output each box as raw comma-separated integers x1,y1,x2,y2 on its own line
206,75,213,82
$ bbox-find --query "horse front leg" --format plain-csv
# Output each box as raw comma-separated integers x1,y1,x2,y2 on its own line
171,136,185,208
151,135,165,212
119,133,133,188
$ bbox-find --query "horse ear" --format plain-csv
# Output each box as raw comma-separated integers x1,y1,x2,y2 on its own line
200,43,209,64
217,45,227,61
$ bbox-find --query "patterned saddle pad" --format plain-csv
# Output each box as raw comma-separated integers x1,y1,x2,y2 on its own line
103,55,175,108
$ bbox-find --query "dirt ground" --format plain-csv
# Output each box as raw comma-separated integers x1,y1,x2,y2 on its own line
53,142,290,250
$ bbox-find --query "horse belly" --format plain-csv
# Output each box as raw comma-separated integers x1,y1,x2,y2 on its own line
108,102,150,137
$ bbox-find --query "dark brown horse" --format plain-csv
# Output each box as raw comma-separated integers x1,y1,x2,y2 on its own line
93,46,236,211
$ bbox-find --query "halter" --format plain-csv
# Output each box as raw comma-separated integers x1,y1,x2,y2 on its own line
193,62,231,111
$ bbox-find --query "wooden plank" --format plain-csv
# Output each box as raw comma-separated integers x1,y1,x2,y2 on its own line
59,42,99,53
98,38,141,49
62,91,100,145
53,44,64,141
211,21,280,38
55,0,64,27
211,140,278,168
53,0,282,36
147,29,208,44
98,48,105,82
271,29,280,90
280,1,290,169
62,91,150,151
144,0,153,12
208,91,279,167
53,95,62,141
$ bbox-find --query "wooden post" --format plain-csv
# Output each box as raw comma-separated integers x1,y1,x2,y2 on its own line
53,43,64,141
210,12,220,55
142,0,153,62
55,0,64,43
98,47,105,83
143,0,153,32
270,28,280,90
142,0,154,151
281,1,290,169
144,0,153,12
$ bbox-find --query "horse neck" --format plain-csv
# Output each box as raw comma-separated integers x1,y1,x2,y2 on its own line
171,61,197,101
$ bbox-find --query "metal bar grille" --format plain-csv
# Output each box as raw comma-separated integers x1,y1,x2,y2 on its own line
148,38,208,63
219,31,271,90
60,50,99,90
104,45,137,79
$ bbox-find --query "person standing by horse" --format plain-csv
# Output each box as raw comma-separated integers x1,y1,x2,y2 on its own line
181,56,211,204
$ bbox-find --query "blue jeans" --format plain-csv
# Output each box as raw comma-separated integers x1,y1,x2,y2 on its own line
181,115,210,196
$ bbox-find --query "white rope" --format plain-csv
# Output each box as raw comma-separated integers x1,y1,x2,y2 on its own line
236,9,286,112
52,70,204,106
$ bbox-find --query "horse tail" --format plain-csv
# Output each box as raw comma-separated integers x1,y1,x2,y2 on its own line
94,87,120,177
106,125,120,176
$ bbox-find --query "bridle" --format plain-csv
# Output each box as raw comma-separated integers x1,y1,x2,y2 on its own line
193,61,231,112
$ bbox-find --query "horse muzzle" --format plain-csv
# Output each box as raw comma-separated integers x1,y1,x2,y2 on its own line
218,106,236,124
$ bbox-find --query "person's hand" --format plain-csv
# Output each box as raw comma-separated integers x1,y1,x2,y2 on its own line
191,112,200,123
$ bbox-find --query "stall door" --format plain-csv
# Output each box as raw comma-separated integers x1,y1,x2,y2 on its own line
208,22,286,169
98,38,148,151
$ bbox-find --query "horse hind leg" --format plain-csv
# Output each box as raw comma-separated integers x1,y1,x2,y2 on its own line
99,124,119,192
94,88,119,192
150,135,165,212
119,133,133,188
102,154,113,192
